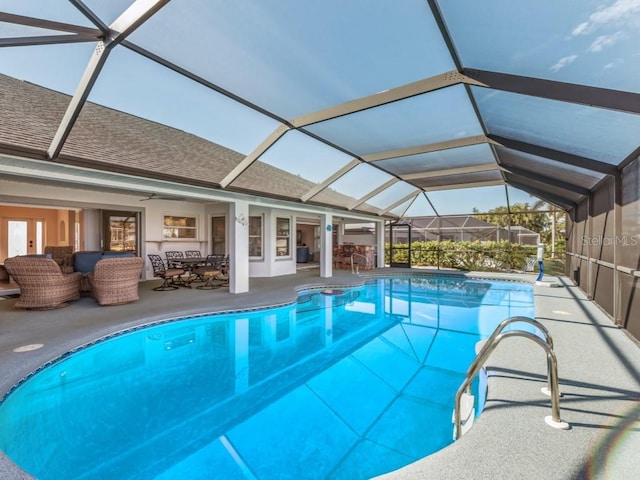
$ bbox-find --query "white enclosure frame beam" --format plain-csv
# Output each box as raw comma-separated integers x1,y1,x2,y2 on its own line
401,163,502,180
219,124,291,188
0,34,99,47
301,158,360,202
378,191,420,216
290,71,484,128
362,135,494,163
424,180,504,192
0,12,102,35
47,0,170,160
348,179,399,211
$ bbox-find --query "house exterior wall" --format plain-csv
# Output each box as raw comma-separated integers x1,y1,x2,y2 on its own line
1,180,315,280
248,206,297,278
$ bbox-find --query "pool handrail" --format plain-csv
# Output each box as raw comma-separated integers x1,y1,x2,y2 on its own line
453,316,569,440
463,317,553,397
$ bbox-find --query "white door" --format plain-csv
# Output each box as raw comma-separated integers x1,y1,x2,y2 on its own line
6,219,44,257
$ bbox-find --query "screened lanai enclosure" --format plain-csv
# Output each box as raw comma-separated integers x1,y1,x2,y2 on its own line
0,1,638,338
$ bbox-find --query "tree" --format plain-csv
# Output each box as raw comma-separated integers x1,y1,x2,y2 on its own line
473,201,566,255
473,201,550,234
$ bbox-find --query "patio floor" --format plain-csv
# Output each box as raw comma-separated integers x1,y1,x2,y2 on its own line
1,269,639,479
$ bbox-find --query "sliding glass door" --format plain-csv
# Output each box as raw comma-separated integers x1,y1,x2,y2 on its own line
102,211,139,254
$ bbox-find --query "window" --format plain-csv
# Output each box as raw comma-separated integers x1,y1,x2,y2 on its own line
211,216,226,254
249,215,263,258
276,217,291,257
163,215,197,239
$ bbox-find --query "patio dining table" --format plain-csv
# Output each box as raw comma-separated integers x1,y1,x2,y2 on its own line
176,257,206,281
179,257,224,289
178,257,206,268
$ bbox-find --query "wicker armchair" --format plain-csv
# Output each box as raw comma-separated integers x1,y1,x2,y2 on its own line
3,256,82,309
87,257,144,306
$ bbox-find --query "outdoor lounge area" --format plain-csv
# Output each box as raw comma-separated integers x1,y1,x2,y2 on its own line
0,1,639,479
3,254,145,308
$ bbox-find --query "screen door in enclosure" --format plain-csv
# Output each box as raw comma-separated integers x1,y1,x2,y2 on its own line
389,223,411,268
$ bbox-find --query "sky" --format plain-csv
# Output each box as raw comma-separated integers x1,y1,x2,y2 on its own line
2,0,638,215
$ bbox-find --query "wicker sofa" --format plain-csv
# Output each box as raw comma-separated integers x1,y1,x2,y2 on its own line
3,256,82,309
43,245,74,270
87,256,145,306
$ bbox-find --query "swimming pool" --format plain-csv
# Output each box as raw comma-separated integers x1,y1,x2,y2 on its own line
0,275,534,479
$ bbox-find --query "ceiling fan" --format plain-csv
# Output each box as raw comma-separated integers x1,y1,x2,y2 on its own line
139,193,186,202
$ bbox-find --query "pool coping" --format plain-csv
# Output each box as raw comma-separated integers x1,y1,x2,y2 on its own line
1,269,639,479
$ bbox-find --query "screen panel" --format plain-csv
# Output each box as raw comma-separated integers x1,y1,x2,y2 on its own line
495,145,604,190
80,0,136,25
324,164,396,203
306,86,483,156
365,182,420,211
249,130,354,184
399,194,437,217
439,0,640,93
86,46,280,156
127,0,456,118
372,143,496,176
473,87,640,165
426,185,510,215
0,43,97,95
0,0,96,26
413,171,502,189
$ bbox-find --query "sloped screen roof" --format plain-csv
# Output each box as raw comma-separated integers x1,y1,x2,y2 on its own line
1,0,638,217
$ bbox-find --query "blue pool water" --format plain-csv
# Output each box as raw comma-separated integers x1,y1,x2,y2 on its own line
0,276,535,479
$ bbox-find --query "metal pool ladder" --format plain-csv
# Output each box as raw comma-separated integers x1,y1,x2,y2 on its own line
453,316,570,440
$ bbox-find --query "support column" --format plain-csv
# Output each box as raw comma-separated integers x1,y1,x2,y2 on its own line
613,172,622,324
83,209,101,251
587,195,593,299
68,210,77,249
376,220,385,268
320,213,333,278
229,201,249,293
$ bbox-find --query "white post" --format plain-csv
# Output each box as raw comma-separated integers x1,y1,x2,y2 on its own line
551,211,556,259
83,209,101,250
320,213,333,278
228,200,249,293
376,220,385,268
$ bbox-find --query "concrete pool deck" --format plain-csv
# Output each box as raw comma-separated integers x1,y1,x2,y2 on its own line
1,269,639,479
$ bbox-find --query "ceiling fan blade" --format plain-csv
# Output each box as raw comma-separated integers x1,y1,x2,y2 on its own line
140,193,186,201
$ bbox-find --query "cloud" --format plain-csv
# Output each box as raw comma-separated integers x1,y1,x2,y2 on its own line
550,55,578,72
604,58,624,68
572,22,589,36
587,31,624,51
572,0,640,35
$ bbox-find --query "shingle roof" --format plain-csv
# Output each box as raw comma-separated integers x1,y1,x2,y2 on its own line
0,74,360,211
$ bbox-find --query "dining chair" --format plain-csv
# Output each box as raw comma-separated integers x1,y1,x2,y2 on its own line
148,254,185,291
192,254,223,290
165,251,185,269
